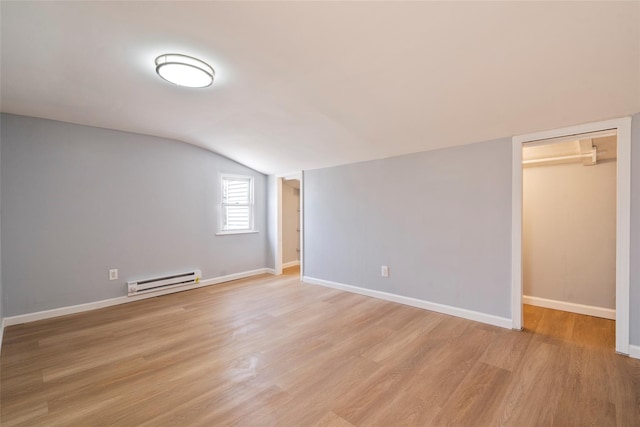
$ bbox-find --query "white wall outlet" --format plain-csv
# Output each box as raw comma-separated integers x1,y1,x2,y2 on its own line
109,269,118,281
381,265,389,278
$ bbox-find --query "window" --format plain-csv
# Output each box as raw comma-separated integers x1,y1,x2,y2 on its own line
219,174,255,234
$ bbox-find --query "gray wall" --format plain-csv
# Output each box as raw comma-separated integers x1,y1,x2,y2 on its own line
304,138,513,319
631,112,640,345
1,114,267,317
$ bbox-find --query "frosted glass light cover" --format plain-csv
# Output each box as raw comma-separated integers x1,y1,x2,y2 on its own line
155,54,214,88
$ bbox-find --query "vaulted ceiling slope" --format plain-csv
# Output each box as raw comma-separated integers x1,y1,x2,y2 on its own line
1,2,638,174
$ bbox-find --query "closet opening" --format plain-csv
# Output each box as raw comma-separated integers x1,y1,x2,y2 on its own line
522,132,617,348
511,117,631,355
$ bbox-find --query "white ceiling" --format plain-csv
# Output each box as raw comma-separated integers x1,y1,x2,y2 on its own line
1,2,638,175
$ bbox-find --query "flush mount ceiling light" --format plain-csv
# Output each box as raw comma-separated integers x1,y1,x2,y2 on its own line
155,54,214,88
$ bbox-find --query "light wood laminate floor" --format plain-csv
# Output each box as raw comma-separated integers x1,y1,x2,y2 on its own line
2,267,639,426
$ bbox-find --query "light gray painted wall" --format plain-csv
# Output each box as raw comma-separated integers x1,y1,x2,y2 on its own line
282,181,300,263
1,114,267,317
630,112,640,346
523,160,617,309
304,138,513,318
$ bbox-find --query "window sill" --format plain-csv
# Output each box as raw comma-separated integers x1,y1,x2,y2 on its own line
216,230,259,236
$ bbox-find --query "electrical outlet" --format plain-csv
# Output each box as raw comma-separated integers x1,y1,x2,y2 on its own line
109,269,118,281
381,265,389,278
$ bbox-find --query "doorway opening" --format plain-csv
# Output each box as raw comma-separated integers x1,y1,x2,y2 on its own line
282,178,301,277
274,172,303,279
522,132,617,349
511,117,631,355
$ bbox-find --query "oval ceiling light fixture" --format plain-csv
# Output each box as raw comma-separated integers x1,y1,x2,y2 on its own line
155,54,215,88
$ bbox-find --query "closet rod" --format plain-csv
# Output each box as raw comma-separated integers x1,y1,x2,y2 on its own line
523,150,607,166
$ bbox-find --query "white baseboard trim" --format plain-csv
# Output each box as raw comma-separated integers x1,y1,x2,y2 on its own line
302,276,512,330
629,345,640,360
198,268,271,288
523,295,615,320
265,268,277,275
282,260,300,269
3,268,272,327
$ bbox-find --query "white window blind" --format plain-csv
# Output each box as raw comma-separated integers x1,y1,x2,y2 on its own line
220,174,254,232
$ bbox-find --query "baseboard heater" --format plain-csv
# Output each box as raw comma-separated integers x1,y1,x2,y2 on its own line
127,270,202,296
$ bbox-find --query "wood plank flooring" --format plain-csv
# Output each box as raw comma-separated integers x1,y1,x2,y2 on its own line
1,267,639,426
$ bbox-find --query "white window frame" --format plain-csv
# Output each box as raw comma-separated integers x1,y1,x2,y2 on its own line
217,173,257,235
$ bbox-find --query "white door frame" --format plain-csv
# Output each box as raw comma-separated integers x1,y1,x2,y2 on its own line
275,172,304,276
511,117,631,354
